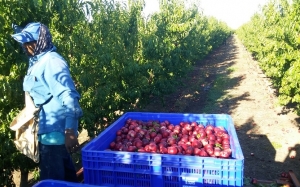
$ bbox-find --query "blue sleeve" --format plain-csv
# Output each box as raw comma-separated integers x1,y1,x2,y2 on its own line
62,94,83,130
44,54,83,130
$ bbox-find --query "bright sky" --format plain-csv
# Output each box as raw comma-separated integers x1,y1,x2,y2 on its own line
142,0,270,29
199,0,270,29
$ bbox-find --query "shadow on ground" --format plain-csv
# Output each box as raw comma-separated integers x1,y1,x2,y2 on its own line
237,118,300,180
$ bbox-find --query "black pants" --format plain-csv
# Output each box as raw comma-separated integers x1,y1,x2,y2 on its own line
39,143,78,182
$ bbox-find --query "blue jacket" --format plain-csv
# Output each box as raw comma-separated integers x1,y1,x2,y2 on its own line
23,48,83,137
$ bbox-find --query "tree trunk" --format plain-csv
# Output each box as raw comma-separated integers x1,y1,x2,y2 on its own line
20,169,28,187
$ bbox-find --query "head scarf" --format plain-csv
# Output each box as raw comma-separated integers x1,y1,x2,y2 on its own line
34,23,54,56
27,23,56,68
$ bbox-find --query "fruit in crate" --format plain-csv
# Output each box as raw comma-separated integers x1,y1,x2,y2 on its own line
108,119,232,158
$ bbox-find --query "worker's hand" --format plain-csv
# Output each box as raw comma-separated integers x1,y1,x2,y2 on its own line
65,129,80,154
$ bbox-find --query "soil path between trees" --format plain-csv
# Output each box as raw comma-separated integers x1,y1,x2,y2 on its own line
14,35,300,186
137,34,300,181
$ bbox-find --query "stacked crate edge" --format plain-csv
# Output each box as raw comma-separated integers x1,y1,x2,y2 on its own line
82,112,244,187
32,179,106,187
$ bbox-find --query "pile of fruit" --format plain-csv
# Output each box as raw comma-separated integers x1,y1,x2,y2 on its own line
108,118,232,158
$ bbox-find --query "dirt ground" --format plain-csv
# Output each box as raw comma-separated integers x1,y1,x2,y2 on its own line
13,34,300,186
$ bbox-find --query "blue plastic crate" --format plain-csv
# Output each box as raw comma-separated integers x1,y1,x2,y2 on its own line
32,179,106,187
82,112,244,187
